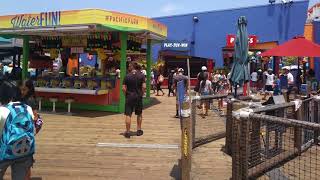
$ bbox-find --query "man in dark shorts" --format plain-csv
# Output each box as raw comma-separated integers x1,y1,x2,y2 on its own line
122,63,146,138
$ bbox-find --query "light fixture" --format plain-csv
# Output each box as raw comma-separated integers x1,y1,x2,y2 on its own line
282,0,293,4
269,0,276,4
193,16,199,23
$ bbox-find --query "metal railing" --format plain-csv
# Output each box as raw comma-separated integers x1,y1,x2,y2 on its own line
231,97,320,180
181,93,266,180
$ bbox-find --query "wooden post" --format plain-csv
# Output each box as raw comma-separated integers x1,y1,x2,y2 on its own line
294,101,303,153
225,99,233,155
314,99,320,144
181,99,192,180
191,99,196,148
250,119,261,166
119,32,128,113
146,39,152,98
232,116,250,180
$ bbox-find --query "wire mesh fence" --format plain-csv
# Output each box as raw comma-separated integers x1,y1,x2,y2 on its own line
191,94,229,148
232,98,320,180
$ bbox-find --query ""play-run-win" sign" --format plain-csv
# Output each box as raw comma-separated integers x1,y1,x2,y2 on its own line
161,41,190,51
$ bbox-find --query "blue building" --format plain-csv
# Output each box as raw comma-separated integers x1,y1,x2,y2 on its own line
313,21,320,80
153,0,310,68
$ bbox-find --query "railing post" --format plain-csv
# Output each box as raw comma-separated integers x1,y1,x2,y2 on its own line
181,99,192,180
314,99,320,144
191,99,197,148
225,98,233,155
232,115,250,180
250,117,261,166
294,101,303,153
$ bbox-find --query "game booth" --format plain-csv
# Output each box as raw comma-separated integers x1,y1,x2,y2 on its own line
0,9,167,112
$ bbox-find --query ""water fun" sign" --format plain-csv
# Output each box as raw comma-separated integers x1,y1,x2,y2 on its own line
10,11,61,28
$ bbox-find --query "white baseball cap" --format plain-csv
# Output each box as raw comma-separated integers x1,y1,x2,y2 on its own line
178,68,184,72
201,66,207,71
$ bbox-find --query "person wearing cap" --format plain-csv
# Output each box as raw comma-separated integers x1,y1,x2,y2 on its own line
283,67,294,101
265,68,275,92
173,68,188,118
195,66,208,94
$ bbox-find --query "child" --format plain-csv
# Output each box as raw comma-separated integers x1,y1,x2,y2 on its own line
19,80,43,180
19,80,43,133
199,74,212,118
0,80,35,180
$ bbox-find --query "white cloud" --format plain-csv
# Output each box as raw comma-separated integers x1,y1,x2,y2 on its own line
161,2,179,13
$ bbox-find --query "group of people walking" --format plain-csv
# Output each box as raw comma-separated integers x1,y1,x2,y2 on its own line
0,78,43,180
250,67,295,95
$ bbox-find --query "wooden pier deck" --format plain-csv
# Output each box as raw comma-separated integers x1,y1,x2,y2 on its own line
3,92,231,180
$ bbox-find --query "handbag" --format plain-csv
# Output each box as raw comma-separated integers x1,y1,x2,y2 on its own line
158,75,164,83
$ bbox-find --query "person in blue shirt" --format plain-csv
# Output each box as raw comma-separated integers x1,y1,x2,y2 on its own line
273,75,281,96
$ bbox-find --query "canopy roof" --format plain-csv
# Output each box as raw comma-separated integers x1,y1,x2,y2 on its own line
261,36,320,57
0,9,167,40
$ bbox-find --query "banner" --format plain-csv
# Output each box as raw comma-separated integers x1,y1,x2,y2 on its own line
0,9,167,38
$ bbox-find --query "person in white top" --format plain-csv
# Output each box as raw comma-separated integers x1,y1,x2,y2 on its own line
284,68,294,85
212,71,221,93
141,65,147,77
199,73,212,118
283,67,295,100
265,69,275,92
251,71,258,91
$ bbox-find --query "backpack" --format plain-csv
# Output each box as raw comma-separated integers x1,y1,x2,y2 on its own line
0,103,35,161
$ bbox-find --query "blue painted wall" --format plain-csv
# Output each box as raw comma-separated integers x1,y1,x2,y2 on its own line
313,21,320,80
153,1,309,67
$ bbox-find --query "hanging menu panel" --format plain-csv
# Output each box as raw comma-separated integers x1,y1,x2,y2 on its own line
62,36,87,47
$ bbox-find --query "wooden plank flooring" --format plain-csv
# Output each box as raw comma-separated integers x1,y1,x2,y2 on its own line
3,92,231,180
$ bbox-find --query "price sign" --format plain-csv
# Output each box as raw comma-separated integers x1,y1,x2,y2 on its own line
70,47,84,54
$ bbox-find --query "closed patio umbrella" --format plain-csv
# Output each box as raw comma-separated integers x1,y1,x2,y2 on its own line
230,16,250,97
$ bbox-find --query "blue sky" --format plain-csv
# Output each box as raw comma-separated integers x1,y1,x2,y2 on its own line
0,0,317,17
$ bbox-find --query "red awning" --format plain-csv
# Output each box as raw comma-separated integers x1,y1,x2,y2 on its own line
261,36,320,57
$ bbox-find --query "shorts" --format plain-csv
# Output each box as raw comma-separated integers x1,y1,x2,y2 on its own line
265,85,273,92
0,155,34,180
201,91,210,96
251,81,257,87
125,98,143,116
157,83,162,91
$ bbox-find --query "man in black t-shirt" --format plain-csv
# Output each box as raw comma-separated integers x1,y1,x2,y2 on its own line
122,63,146,138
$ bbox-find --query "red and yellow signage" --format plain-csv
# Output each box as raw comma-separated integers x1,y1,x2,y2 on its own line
0,9,167,38
226,34,258,47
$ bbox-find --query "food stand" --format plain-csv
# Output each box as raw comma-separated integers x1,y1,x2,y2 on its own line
0,9,167,112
